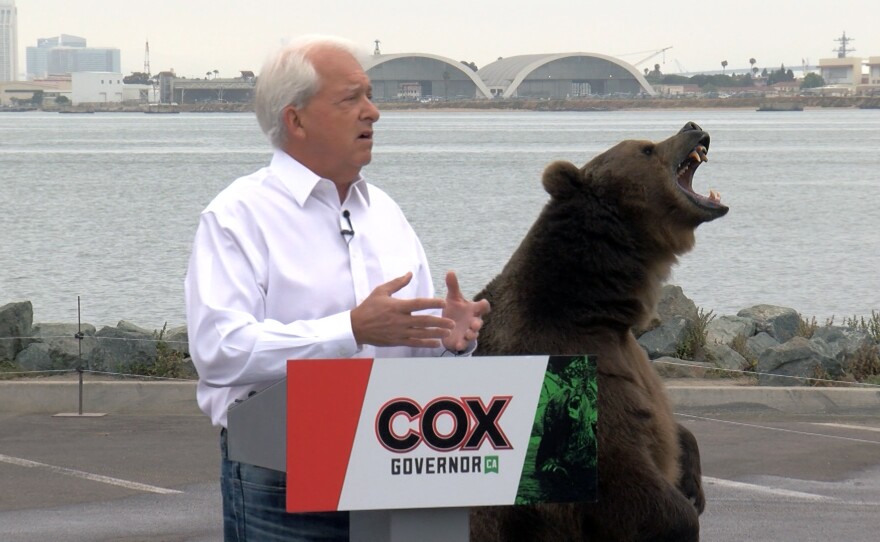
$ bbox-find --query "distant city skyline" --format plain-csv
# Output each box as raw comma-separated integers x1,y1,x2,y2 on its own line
25,34,121,79
0,0,17,81
13,1,880,80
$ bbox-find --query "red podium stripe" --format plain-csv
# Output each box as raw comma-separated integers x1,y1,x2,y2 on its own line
286,358,374,512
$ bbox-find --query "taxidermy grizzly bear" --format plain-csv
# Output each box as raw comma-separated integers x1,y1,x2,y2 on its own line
470,122,727,542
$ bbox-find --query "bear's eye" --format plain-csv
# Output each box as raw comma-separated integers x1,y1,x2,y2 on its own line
642,145,654,156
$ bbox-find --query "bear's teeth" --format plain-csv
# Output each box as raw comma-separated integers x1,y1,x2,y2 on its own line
690,146,709,163
698,145,709,162
709,189,721,202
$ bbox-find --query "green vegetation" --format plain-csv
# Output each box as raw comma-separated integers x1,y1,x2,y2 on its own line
676,308,715,361
797,314,819,339
842,311,880,342
766,64,796,85
801,73,826,89
846,343,880,384
0,359,20,380
641,60,817,93
123,71,152,85
793,312,880,386
127,323,195,379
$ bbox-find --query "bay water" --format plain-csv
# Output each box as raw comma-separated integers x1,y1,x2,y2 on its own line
1,109,878,330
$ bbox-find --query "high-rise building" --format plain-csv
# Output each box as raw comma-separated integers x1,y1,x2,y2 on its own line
27,34,87,78
26,34,120,79
0,0,18,82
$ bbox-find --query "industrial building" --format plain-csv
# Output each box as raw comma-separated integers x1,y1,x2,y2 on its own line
364,53,491,100
817,56,880,93
478,53,656,98
164,71,256,104
70,72,125,104
151,50,656,105
363,50,655,100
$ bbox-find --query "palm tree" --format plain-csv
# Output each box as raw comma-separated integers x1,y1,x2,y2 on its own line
721,60,728,74
213,69,219,79
206,71,211,79
749,57,756,71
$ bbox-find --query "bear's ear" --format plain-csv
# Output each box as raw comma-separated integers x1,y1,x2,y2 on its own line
541,161,583,199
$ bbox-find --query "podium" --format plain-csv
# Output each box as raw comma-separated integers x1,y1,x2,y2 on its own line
227,355,597,541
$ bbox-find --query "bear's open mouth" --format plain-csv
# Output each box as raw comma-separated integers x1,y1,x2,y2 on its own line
675,140,724,209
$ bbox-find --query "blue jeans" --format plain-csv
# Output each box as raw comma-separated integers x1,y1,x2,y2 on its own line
220,429,349,541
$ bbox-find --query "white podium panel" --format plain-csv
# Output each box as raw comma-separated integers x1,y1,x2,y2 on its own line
227,355,598,541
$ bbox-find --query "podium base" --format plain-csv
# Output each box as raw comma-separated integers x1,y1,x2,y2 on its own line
350,508,469,542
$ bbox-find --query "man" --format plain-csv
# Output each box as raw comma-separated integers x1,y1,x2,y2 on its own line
184,35,490,541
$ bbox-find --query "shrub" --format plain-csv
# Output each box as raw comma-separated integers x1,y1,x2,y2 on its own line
842,311,880,343
676,308,715,361
797,314,818,339
127,323,195,379
0,359,20,380
845,343,880,383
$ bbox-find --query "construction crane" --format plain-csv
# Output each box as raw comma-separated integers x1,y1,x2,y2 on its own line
629,46,673,67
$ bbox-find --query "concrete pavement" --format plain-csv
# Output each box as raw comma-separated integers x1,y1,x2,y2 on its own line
2,409,879,541
2,376,879,416
2,374,879,541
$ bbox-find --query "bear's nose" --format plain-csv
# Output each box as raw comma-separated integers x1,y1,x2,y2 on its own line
680,121,702,133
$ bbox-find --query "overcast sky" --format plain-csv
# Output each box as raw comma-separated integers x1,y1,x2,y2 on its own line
16,0,880,78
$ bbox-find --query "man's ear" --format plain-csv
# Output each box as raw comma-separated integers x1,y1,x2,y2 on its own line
282,105,305,140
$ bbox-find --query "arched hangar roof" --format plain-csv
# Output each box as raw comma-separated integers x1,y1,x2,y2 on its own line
364,53,492,99
478,53,656,97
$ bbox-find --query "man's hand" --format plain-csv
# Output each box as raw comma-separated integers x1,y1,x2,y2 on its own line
351,272,455,348
441,271,491,352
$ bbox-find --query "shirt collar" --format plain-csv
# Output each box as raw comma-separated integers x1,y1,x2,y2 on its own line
270,149,371,208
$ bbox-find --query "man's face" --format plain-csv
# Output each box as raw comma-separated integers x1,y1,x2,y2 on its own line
288,47,380,185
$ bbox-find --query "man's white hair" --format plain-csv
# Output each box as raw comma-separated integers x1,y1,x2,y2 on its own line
254,35,370,148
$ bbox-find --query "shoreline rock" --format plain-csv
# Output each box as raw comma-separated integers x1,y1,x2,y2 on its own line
22,95,880,114
2,291,878,386
0,301,192,378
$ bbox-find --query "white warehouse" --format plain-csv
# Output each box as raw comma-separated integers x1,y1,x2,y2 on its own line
71,71,124,104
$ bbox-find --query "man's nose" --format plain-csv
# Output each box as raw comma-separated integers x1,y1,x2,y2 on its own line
363,97,380,122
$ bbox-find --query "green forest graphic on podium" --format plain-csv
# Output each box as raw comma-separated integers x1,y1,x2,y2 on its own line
515,355,598,505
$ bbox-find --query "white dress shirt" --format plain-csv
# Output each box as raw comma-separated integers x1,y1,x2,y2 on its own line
185,149,448,427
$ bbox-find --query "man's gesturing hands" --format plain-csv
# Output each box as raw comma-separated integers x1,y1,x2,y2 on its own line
350,271,490,351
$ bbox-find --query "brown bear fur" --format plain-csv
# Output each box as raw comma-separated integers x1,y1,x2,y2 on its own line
470,122,727,542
